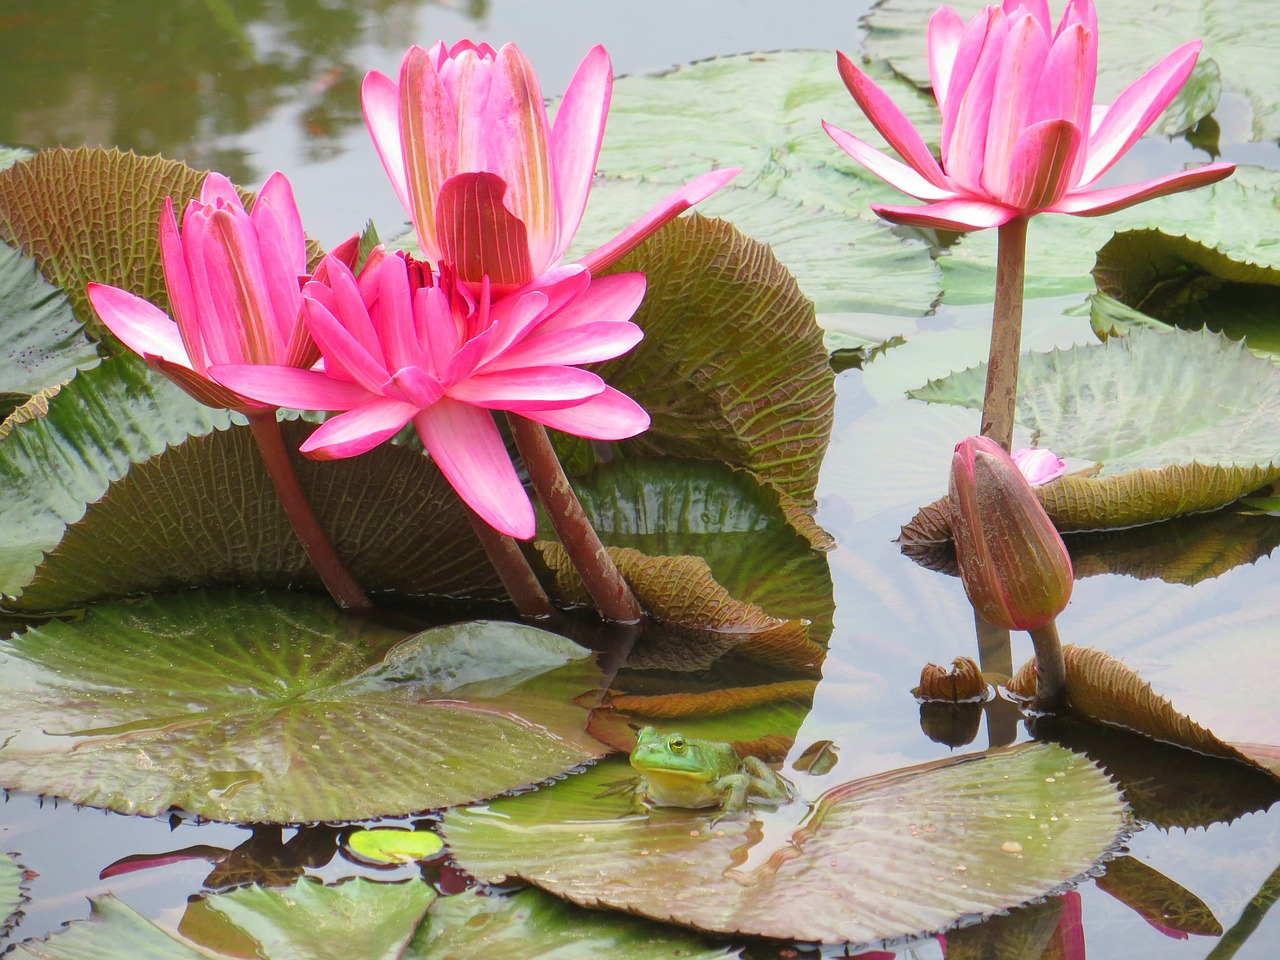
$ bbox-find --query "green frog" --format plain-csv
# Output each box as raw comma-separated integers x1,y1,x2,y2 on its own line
628,726,793,814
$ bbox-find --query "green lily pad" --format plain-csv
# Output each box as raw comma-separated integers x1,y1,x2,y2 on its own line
0,148,31,172
2,851,25,936
442,742,1126,945
862,0,1229,136
404,887,741,959
13,416,501,612
552,458,834,638
0,240,98,402
904,327,1280,529
10,879,433,960
596,214,834,506
345,828,444,866
0,353,227,600
0,590,606,822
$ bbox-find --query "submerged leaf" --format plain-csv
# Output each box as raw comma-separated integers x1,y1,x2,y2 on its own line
15,417,501,611
442,743,1126,945
1096,855,1223,938
405,887,741,960
596,214,834,506
0,590,606,822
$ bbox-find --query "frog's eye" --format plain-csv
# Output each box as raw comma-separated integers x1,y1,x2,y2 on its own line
669,736,686,752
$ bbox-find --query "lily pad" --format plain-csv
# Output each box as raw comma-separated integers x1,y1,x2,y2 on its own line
2,851,25,936
345,828,444,866
0,240,98,401
11,879,433,960
0,353,227,600
404,888,741,960
0,590,606,822
442,742,1126,945
14,417,501,612
596,214,834,506
904,327,1280,530
862,0,1230,136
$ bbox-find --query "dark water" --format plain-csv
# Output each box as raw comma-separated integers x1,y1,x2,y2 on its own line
1,1,1278,957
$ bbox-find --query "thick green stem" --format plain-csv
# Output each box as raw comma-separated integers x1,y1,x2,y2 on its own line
461,502,553,618
508,414,644,622
247,411,370,610
980,216,1029,451
1027,619,1067,712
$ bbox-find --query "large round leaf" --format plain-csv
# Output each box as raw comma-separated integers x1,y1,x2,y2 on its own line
14,417,501,611
404,888,740,960
0,590,606,822
442,743,1126,945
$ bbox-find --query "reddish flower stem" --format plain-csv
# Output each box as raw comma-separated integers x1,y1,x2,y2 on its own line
980,216,1029,452
1028,620,1068,712
460,501,553,618
508,414,644,623
246,411,371,610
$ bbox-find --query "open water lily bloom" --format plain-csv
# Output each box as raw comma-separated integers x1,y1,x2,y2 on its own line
87,171,317,411
362,40,740,289
823,0,1235,231
212,248,650,540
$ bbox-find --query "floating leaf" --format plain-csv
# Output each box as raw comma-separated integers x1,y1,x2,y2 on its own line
442,743,1126,945
1009,645,1277,779
603,680,818,720
0,240,98,399
862,0,1227,136
0,354,226,600
345,828,444,866
11,879,433,960
0,590,606,822
405,887,741,960
539,543,825,674
595,214,834,506
554,457,834,637
2,851,25,937
1096,855,1223,938
15,417,500,611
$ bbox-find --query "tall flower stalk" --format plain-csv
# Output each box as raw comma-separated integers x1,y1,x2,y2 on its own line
825,0,1235,449
87,173,370,610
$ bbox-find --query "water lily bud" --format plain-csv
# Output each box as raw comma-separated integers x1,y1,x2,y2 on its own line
914,656,987,702
949,436,1074,631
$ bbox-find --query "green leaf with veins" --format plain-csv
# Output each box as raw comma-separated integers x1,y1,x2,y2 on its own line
0,590,605,822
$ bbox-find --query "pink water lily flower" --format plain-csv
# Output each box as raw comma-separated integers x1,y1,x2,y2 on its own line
1012,447,1067,484
87,171,319,411
362,40,740,289
823,0,1235,231
212,247,650,539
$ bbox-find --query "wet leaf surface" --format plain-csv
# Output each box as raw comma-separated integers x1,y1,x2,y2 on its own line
442,743,1126,945
1,851,26,937
0,590,605,822
344,828,444,866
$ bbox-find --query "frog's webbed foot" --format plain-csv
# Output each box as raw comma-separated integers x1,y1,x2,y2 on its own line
742,756,795,804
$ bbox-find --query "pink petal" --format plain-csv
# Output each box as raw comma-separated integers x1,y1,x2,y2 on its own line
576,167,740,274
836,51,950,191
480,320,643,372
157,199,206,371
1012,447,1067,485
823,122,957,201
87,283,190,365
1011,0,1053,37
249,171,308,347
1031,23,1093,183
1052,161,1235,217
1082,41,1201,185
1002,118,1084,211
871,197,1016,231
927,6,967,113
980,10,1049,198
939,5,994,158
519,385,650,440
199,172,242,209
520,271,647,341
370,251,427,372
209,364,375,411
362,69,413,224
945,9,1007,193
300,397,419,460
435,172,534,287
415,398,535,539
301,292,390,393
147,356,259,411
479,287,553,363
483,43,557,273
399,45,461,262
551,45,612,262
448,365,604,409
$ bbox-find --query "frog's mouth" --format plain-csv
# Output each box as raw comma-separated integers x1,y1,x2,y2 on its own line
642,767,716,784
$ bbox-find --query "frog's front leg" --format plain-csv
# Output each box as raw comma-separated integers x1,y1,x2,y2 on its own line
713,772,753,815
743,756,792,804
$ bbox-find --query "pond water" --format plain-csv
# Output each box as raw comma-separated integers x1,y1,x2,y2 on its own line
1,0,1278,957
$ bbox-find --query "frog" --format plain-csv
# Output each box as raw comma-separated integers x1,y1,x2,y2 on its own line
628,726,793,815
